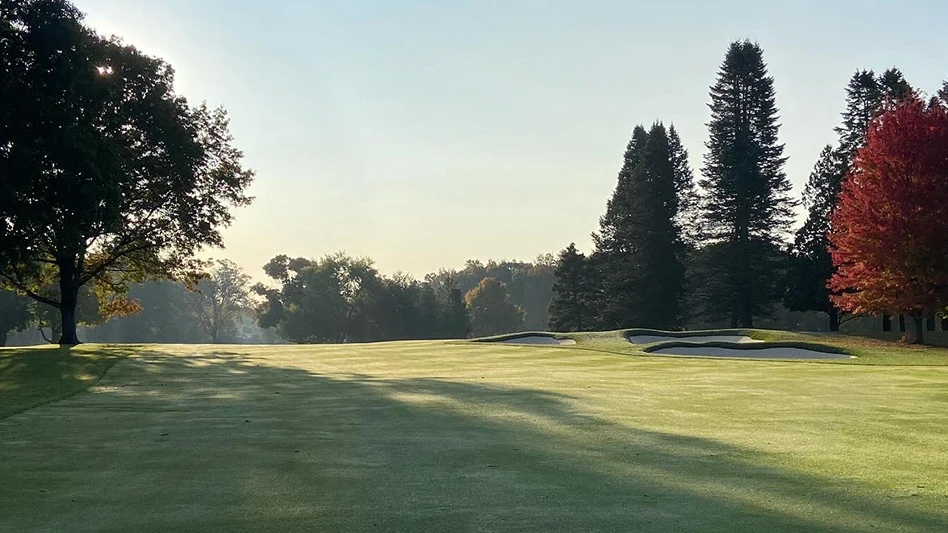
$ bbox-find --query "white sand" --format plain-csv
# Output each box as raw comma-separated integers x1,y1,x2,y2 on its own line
500,336,577,346
628,335,761,344
650,346,851,360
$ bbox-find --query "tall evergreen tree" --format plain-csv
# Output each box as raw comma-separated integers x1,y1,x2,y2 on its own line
595,124,686,329
667,124,698,243
548,244,597,332
836,70,884,159
939,79,948,104
877,68,913,102
697,40,793,328
785,146,848,329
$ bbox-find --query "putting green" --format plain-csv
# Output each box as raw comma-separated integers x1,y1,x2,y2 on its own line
2,337,948,532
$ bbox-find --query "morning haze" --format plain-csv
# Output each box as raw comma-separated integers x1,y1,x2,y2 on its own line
74,0,948,278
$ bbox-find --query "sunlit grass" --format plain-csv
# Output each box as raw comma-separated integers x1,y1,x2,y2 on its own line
1,333,947,531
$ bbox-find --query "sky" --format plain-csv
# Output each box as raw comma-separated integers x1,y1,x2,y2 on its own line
73,0,948,280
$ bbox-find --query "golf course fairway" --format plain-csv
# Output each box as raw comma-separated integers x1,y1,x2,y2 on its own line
2,332,947,532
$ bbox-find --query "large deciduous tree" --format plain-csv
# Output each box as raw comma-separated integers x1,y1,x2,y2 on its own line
0,0,253,344
696,40,794,327
829,98,948,344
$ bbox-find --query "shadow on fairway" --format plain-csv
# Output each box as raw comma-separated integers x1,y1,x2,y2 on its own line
2,348,946,533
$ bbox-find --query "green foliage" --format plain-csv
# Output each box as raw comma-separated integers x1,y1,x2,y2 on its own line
548,244,598,332
696,40,794,327
785,146,848,328
594,123,689,329
0,288,31,346
464,277,525,337
257,253,472,343
435,258,554,331
0,0,253,344
187,260,251,343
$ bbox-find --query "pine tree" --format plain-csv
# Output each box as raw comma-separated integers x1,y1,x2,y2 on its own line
594,126,649,328
785,146,848,329
548,244,596,332
836,70,884,159
595,124,686,329
939,79,948,104
877,68,913,102
697,40,793,328
668,124,698,243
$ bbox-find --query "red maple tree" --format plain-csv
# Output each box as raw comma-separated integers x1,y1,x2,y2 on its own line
829,98,948,344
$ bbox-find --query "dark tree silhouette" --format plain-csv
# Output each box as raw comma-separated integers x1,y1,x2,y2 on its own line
0,0,253,344
696,40,793,327
548,244,597,332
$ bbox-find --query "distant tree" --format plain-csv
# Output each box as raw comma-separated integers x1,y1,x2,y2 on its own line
255,256,344,344
696,40,794,327
465,278,525,337
433,273,471,339
548,244,597,332
939,79,948,104
785,146,848,330
829,98,948,344
187,260,251,343
446,259,554,330
84,281,204,343
0,289,31,346
0,0,253,344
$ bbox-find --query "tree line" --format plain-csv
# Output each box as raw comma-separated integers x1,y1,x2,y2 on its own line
548,40,948,343
1,254,555,345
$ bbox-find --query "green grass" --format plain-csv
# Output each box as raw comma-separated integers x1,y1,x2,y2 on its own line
2,333,948,532
0,345,129,419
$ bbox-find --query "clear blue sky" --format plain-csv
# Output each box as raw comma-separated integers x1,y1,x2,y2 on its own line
75,0,948,279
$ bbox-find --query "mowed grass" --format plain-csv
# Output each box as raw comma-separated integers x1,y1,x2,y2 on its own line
1,334,947,532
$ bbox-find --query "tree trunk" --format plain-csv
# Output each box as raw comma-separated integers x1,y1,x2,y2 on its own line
912,315,925,345
57,264,81,345
882,313,892,332
828,307,840,332
898,314,906,333
0,330,7,347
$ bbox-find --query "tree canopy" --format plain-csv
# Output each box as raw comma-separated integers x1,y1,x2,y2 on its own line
0,0,253,344
829,98,948,344
465,277,525,338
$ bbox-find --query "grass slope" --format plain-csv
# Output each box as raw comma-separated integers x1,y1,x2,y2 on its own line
1,335,947,532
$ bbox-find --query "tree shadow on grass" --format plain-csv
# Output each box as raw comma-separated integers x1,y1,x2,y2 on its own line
1,348,946,532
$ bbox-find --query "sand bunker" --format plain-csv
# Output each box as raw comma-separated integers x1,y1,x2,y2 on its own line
650,346,850,360
628,335,760,344
500,336,577,346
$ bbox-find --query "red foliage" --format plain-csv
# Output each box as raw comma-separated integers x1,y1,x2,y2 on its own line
828,98,948,317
